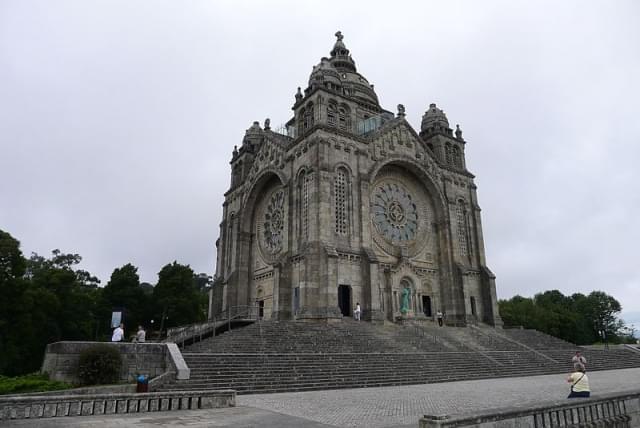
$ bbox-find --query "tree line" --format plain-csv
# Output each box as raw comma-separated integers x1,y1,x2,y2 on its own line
499,290,636,345
0,229,208,376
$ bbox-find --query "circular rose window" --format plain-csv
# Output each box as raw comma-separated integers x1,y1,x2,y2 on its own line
371,182,418,242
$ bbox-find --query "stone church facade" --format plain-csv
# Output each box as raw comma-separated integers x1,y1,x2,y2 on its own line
210,32,503,327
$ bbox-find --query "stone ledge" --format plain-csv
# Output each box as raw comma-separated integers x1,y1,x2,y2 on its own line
0,389,235,420
420,390,640,427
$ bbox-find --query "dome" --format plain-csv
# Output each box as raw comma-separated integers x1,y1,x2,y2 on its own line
305,31,380,108
421,103,450,131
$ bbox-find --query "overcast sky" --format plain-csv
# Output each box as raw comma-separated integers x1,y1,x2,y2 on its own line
1,1,639,329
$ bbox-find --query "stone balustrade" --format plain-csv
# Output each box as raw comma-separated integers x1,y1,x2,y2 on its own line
0,389,235,420
420,390,640,427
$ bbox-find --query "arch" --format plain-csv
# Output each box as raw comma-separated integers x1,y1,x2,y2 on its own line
240,169,288,233
368,157,448,221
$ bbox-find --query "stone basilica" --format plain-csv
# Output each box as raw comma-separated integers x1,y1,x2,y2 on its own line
211,32,502,327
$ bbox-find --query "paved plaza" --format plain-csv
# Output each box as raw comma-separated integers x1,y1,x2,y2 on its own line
3,368,640,427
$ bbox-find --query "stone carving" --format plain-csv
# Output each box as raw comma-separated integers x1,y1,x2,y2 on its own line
262,190,285,254
371,182,418,242
397,104,405,117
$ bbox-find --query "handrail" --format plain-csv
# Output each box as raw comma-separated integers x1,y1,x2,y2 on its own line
165,305,260,347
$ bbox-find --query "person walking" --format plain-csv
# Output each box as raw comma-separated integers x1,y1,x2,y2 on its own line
436,310,443,327
354,302,361,321
567,365,590,398
111,323,124,342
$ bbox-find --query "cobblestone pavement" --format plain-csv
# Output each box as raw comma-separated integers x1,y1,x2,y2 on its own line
3,368,640,428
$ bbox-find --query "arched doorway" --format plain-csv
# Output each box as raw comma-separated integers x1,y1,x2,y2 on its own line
338,284,351,317
422,295,432,317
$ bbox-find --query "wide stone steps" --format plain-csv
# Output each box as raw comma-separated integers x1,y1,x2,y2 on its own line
158,321,640,395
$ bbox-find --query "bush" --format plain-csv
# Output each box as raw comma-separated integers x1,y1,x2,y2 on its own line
0,373,71,395
77,344,122,385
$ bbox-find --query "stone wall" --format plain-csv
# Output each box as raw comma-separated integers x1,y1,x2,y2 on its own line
41,342,189,384
0,390,235,420
420,390,640,427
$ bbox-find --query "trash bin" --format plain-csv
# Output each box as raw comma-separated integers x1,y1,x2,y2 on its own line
136,374,149,393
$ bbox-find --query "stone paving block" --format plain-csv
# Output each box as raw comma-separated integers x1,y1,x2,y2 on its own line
138,398,149,412
43,402,56,418
116,400,127,413
104,400,116,414
93,399,106,414
149,398,159,411
68,401,80,416
80,401,93,416
160,398,170,411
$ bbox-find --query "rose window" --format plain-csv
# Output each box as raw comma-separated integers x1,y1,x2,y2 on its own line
371,182,418,242
263,190,285,253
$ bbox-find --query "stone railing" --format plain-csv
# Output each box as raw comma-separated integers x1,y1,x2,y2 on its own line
420,390,640,427
41,341,190,385
0,390,235,421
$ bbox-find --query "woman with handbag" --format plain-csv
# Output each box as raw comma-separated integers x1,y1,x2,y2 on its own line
566,365,590,398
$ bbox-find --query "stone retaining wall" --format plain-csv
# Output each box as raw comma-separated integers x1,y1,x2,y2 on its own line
41,341,190,384
0,390,235,420
420,390,640,427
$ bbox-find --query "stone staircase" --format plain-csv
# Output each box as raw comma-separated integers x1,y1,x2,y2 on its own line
156,320,640,395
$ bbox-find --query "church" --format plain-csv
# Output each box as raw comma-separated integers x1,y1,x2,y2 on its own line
210,32,502,327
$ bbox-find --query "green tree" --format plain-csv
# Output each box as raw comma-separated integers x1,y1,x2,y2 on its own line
499,289,628,345
153,262,206,333
102,264,149,339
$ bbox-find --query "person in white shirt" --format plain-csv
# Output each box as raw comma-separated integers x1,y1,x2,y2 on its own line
354,303,361,321
134,325,146,343
111,323,124,342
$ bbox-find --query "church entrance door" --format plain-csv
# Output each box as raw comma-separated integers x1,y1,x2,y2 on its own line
422,296,432,317
338,285,351,317
258,300,264,319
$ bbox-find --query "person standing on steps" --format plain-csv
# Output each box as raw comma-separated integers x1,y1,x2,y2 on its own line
354,302,361,321
436,310,443,327
572,351,587,371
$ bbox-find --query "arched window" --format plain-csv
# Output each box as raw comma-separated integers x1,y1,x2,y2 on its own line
303,103,314,131
334,168,349,235
299,171,313,240
456,200,469,257
445,143,453,165
327,103,337,127
453,145,462,168
338,104,351,131
298,108,305,136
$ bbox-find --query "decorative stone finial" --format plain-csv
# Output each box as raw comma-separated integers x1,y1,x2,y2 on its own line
264,118,271,130
232,145,238,157
335,31,343,42
397,104,405,117
455,124,463,140
295,87,303,102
